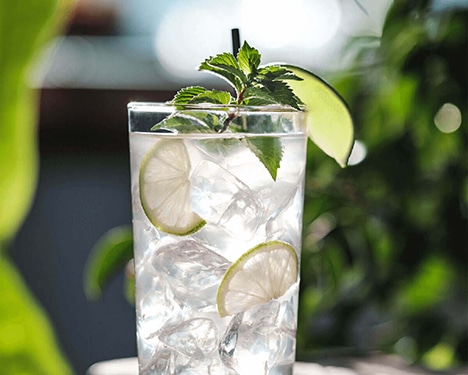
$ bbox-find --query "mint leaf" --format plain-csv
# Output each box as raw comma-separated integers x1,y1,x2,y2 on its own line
259,80,303,110
253,65,304,109
243,137,283,181
197,44,302,110
187,111,228,130
237,41,261,76
151,115,209,133
151,111,226,133
174,87,233,106
242,86,278,106
173,86,209,105
257,65,303,82
230,112,288,134
173,87,233,106
199,52,247,94
189,90,232,105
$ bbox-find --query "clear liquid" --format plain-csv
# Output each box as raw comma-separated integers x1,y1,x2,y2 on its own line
129,132,307,374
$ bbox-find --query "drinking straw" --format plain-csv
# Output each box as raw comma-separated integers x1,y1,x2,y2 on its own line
231,28,240,55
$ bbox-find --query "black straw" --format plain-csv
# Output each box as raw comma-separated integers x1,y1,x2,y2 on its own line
231,28,241,55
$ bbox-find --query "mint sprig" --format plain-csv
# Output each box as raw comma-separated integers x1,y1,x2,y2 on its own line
170,42,303,110
152,42,303,180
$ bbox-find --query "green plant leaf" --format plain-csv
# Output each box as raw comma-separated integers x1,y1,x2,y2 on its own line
123,265,135,306
0,253,72,374
173,86,209,105
237,41,261,75
0,0,69,242
242,86,278,106
84,226,134,300
199,52,246,94
257,80,303,110
152,111,227,133
188,90,233,105
0,0,73,373
257,65,303,82
174,87,233,106
243,137,283,181
152,114,209,132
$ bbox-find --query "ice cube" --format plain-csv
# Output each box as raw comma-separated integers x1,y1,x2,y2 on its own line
218,313,242,371
138,339,176,375
146,347,173,374
137,268,182,340
133,220,161,266
171,351,226,375
219,299,298,374
219,306,274,374
136,334,157,373
152,240,231,310
218,189,263,238
191,224,241,261
265,184,304,249
191,160,264,240
158,318,218,361
139,335,226,375
191,137,244,162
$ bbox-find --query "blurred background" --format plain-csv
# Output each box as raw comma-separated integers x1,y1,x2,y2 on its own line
2,0,466,374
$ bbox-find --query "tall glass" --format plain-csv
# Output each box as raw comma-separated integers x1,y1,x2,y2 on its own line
128,103,308,374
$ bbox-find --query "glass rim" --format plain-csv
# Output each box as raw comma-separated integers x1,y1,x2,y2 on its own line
128,101,305,113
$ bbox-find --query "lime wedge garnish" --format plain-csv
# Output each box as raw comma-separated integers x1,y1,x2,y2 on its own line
139,138,206,236
282,65,354,167
216,241,298,317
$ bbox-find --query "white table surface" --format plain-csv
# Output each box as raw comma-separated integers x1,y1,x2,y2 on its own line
86,356,467,375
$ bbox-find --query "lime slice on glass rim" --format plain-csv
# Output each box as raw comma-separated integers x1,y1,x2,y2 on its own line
139,138,206,236
282,65,354,167
216,241,298,318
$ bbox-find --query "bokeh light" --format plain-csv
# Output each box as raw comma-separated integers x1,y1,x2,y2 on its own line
348,140,367,166
154,1,236,82
154,0,343,80
434,103,462,133
239,0,341,50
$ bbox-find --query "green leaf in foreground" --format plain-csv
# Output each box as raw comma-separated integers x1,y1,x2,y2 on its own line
84,226,134,300
0,255,72,374
243,137,283,181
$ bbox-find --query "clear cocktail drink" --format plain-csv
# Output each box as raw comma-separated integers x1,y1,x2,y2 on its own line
128,103,307,374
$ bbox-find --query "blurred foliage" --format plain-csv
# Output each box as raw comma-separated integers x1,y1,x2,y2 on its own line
297,0,467,371
0,257,72,374
0,0,73,374
84,226,134,303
